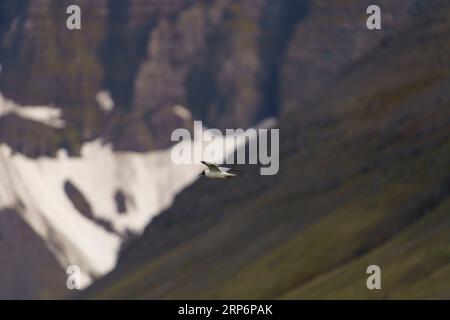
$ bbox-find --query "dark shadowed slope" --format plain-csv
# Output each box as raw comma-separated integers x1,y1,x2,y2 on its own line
0,209,66,299
81,3,450,299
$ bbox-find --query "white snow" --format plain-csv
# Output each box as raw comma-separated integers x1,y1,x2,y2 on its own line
95,91,114,113
0,93,65,128
172,104,192,121
255,117,277,129
0,123,248,288
0,91,263,288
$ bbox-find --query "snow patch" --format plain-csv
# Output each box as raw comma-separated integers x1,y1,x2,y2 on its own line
172,104,192,121
0,93,65,128
0,124,248,287
95,91,114,113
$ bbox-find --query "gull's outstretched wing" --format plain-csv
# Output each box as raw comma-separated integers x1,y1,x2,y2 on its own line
201,161,221,172
224,167,243,175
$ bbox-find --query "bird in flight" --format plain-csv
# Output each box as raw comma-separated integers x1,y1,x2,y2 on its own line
199,161,243,179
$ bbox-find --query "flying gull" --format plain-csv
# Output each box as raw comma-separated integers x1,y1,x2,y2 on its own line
199,161,243,179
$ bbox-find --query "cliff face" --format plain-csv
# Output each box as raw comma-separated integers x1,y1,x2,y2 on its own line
281,0,411,111
0,0,107,141
1,0,415,154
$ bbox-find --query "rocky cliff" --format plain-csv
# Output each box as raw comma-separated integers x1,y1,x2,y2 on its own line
1,0,416,154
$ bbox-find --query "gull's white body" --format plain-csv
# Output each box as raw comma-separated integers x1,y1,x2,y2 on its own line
204,168,236,179
200,161,240,179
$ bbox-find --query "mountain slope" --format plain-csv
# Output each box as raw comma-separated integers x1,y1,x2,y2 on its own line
0,209,66,299
81,2,450,299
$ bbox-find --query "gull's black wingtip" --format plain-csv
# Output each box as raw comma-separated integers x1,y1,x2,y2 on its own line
228,168,244,175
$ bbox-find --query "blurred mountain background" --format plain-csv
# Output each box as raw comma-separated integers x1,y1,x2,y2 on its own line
0,0,449,299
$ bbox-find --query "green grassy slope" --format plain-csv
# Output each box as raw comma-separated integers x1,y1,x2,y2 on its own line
81,3,450,299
